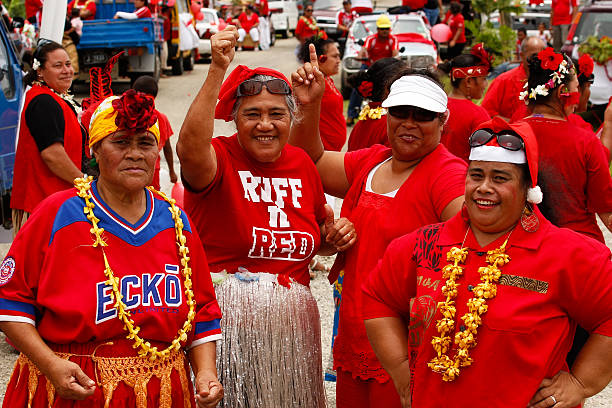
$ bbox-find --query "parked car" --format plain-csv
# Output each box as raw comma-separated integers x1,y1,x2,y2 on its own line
340,13,435,97
196,7,221,61
269,0,299,37
562,0,612,57
0,17,24,227
313,0,344,39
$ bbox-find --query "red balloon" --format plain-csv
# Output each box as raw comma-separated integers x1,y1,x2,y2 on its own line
430,24,452,43
171,182,185,208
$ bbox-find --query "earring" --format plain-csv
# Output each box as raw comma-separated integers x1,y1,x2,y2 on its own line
520,204,539,233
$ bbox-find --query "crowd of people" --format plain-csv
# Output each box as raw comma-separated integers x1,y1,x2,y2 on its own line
0,0,611,406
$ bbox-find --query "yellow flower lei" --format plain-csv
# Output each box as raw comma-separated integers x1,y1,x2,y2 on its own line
74,176,196,361
358,105,386,121
428,229,511,381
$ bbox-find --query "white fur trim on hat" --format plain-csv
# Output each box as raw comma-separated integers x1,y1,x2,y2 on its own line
527,186,543,204
382,75,447,113
469,145,526,164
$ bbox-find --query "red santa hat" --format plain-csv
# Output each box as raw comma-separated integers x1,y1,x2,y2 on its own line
469,117,542,204
215,65,292,122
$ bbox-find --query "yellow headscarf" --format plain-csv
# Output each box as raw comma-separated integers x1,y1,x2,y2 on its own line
88,94,160,149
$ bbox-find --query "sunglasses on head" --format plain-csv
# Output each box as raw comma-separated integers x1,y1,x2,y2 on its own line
237,79,291,97
469,129,524,151
387,105,439,122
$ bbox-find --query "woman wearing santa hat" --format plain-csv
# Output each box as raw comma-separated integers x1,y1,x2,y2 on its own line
176,27,354,407
518,47,612,243
290,61,467,405
363,117,612,408
438,43,492,162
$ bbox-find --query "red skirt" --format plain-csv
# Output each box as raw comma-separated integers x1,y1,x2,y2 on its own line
3,339,195,408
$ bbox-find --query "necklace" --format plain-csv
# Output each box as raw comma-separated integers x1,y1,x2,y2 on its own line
358,104,386,121
75,176,195,361
428,226,512,381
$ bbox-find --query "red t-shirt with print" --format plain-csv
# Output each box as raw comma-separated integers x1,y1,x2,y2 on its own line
183,135,327,287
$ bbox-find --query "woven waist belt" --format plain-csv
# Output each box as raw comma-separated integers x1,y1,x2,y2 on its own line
15,343,191,408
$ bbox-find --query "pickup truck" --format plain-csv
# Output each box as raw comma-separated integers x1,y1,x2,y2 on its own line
0,17,23,228
77,0,164,83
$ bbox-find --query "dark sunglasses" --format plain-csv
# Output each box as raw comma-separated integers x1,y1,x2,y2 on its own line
305,8,313,11
237,79,291,97
387,105,439,122
469,128,524,151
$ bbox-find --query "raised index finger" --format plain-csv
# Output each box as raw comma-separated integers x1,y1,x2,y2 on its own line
309,43,319,70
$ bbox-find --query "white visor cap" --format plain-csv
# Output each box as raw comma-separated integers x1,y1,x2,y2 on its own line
381,75,448,113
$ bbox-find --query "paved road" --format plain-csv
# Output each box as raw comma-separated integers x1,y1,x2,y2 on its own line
0,36,610,407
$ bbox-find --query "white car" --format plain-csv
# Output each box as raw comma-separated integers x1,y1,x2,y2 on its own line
195,8,221,60
340,13,436,96
268,0,299,38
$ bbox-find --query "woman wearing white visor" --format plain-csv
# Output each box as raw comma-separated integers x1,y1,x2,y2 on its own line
290,59,467,407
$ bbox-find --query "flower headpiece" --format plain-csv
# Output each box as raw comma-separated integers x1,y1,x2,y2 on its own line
519,47,571,104
32,58,40,71
357,80,373,98
450,43,492,80
577,54,594,81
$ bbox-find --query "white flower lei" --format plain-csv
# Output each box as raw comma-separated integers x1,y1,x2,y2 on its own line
519,59,570,105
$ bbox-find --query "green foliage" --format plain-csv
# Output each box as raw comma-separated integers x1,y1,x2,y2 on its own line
578,36,612,65
7,0,25,19
466,20,516,65
471,0,524,22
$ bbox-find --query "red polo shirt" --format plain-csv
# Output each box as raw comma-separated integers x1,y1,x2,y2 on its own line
363,33,399,66
363,211,612,407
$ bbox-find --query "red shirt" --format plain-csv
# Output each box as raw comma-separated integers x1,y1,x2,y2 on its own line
25,0,43,19
481,65,530,121
402,0,427,8
238,12,259,32
551,0,577,26
320,76,347,151
448,13,466,43
363,211,612,407
0,185,221,346
347,104,389,152
135,6,152,18
67,0,96,20
152,110,173,190
11,85,83,214
295,16,319,40
522,117,612,243
441,97,491,162
255,0,269,16
568,113,593,133
336,10,358,37
363,33,399,66
332,144,467,381
184,135,327,287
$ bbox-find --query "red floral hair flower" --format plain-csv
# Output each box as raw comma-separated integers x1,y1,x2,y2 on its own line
358,80,373,98
112,89,157,132
538,47,564,71
578,54,594,78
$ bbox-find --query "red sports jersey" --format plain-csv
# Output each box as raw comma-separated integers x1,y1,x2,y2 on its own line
363,33,398,66
331,144,467,382
336,10,357,36
551,0,577,26
363,211,612,407
320,76,347,151
0,184,221,347
238,12,259,32
135,6,152,18
184,135,327,287
67,0,96,20
441,97,491,162
481,65,530,121
522,116,612,243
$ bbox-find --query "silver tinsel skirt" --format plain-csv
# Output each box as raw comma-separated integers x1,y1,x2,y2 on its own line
212,271,327,408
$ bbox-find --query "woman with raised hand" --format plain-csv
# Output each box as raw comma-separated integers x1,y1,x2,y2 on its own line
177,26,355,407
289,48,467,407
0,90,223,408
363,118,612,408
